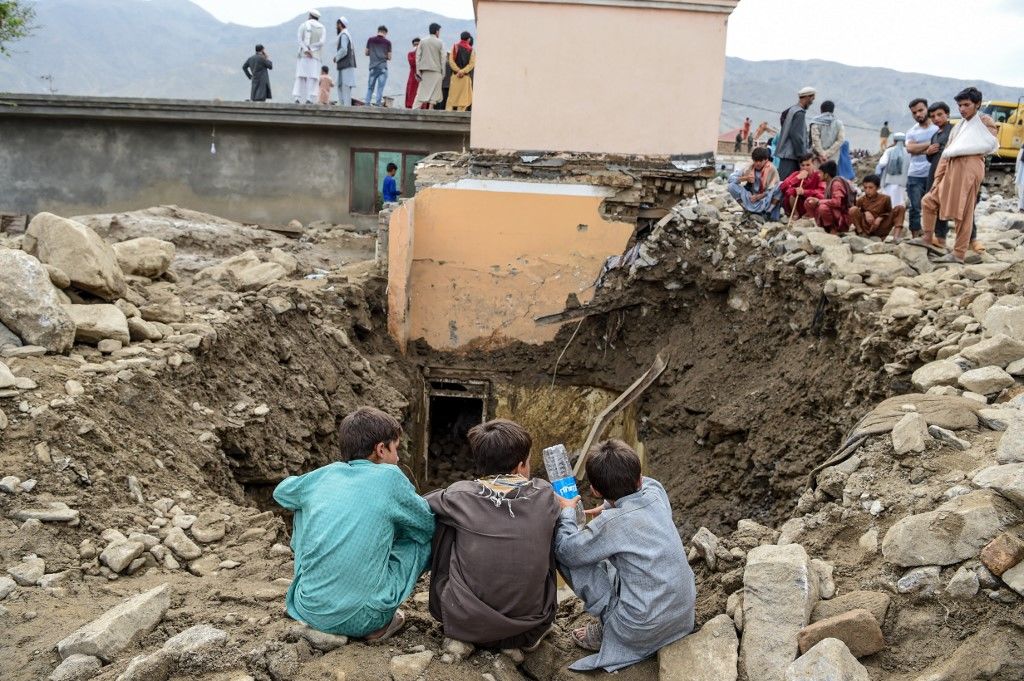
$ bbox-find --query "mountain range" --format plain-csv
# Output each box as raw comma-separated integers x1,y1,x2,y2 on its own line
1,0,1022,149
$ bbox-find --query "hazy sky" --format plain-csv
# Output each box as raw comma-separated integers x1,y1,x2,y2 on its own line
191,0,1024,86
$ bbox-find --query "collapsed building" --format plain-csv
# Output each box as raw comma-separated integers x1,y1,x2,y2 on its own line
1,1,1024,681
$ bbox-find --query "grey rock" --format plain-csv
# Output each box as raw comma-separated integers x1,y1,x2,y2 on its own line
959,333,1024,368
190,512,227,543
911,360,965,392
286,623,348,652
927,425,971,450
891,412,930,455
0,249,76,353
1002,560,1024,596
0,321,22,349
741,543,817,681
784,638,869,681
127,317,163,342
48,654,102,681
111,238,175,278
997,421,1024,463
65,304,130,345
162,623,228,657
24,213,126,301
811,591,890,625
659,614,738,681
0,575,18,600
0,474,20,493
163,527,202,561
99,541,145,574
115,651,173,681
945,566,980,598
982,299,1024,339
57,583,171,662
978,407,1023,432
958,366,1015,395
390,651,434,681
7,555,45,586
973,463,1024,506
691,527,719,571
897,566,941,594
882,490,1021,567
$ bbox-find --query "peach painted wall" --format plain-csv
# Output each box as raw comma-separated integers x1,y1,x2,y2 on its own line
387,183,635,351
471,0,735,155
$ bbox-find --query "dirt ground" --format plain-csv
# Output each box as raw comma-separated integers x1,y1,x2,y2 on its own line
2,197,1023,680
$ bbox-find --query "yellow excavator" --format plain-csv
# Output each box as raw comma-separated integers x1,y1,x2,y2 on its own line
981,98,1024,166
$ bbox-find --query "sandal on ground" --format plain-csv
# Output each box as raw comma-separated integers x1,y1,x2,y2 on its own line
571,622,603,652
931,253,965,265
964,252,983,265
522,624,556,654
365,610,405,644
904,238,946,255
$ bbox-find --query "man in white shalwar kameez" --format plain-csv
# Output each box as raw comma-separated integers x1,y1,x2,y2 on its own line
292,10,326,104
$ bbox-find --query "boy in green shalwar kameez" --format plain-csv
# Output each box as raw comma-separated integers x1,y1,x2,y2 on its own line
274,407,434,640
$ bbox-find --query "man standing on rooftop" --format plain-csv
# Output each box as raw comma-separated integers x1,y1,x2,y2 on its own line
334,17,357,106
414,23,445,110
365,25,393,107
776,87,816,182
292,9,325,104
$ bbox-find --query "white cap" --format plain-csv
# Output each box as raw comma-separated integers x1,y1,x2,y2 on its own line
338,15,348,25
798,86,816,97
308,8,320,18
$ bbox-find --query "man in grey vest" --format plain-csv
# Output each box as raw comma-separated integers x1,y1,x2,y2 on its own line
776,86,816,181
333,16,357,106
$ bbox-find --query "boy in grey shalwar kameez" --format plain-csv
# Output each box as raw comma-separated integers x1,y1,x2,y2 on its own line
554,439,696,672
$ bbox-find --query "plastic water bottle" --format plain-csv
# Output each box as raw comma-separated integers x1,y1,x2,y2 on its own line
543,444,586,527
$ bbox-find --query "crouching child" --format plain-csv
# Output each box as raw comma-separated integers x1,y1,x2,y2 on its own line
554,439,696,672
273,407,434,641
425,419,560,652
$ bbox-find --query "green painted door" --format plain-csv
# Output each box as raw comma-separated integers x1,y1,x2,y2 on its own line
351,151,377,214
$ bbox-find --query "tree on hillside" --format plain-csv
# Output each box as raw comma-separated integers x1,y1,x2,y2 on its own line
0,0,34,55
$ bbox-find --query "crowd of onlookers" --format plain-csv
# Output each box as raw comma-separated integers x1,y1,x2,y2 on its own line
728,85,1018,265
241,9,475,111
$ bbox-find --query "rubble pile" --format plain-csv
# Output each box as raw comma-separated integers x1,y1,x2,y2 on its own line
1,186,1024,681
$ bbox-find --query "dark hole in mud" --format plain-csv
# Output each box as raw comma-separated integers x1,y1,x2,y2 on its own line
426,395,484,487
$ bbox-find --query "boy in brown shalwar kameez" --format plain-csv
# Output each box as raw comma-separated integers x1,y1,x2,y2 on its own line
918,87,998,263
425,420,560,652
851,174,903,239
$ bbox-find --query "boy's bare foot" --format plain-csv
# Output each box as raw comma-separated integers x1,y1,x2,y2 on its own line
365,610,405,644
570,621,603,652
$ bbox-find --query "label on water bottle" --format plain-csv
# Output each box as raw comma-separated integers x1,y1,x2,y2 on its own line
552,475,579,500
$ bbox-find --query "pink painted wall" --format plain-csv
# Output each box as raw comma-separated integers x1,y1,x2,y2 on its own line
471,0,736,156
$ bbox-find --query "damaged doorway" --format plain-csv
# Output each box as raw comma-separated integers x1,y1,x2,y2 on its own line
422,371,491,486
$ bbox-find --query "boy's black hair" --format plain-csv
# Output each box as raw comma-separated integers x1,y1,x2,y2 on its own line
321,65,329,74
955,87,983,105
386,162,398,172
799,152,815,163
338,407,402,461
467,419,532,476
585,439,641,501
378,25,388,33
412,37,420,45
927,101,950,115
429,22,441,35
460,31,472,41
820,160,838,177
863,173,881,187
255,44,264,52
908,98,928,109
751,147,770,162
820,100,835,113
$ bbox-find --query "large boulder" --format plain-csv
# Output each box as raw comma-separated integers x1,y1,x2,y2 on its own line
997,420,1024,463
194,250,288,292
982,296,1024,339
0,249,76,353
958,366,1015,395
973,463,1024,506
797,610,884,658
911,360,964,392
852,394,980,438
881,490,1021,567
959,334,1024,368
111,237,175,278
659,614,738,681
23,212,126,300
56,584,170,662
741,543,818,681
852,254,914,286
64,305,130,345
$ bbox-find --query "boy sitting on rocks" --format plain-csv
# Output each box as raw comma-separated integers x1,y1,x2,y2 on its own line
425,419,560,653
273,407,434,641
554,439,695,672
